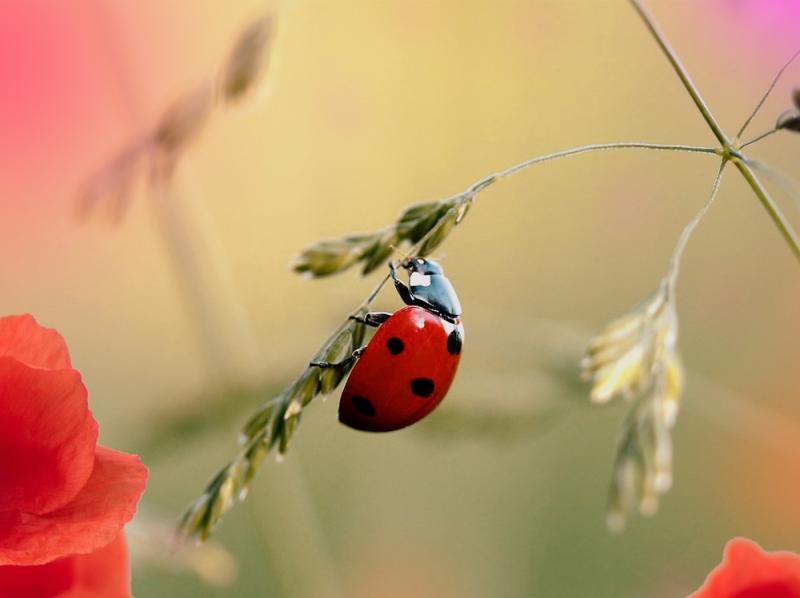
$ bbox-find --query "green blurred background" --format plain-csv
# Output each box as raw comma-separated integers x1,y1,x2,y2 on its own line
1,1,799,596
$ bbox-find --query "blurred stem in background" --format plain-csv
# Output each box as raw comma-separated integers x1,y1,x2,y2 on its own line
151,159,263,385
88,4,343,595
249,453,344,598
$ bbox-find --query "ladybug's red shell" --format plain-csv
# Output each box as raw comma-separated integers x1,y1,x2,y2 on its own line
339,306,463,432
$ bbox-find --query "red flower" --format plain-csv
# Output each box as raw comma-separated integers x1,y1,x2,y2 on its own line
0,532,131,598
0,314,147,566
691,538,800,598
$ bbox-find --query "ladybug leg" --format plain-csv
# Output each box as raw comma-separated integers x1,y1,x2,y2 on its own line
390,261,419,306
310,346,366,369
349,312,391,327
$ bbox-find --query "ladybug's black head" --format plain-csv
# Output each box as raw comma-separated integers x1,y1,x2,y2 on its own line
401,257,444,276
399,256,461,320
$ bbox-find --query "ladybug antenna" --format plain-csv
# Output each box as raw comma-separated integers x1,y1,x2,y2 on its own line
391,245,418,266
388,245,411,269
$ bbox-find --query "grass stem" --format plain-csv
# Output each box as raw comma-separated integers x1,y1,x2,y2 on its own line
739,129,778,149
629,0,730,147
737,48,800,139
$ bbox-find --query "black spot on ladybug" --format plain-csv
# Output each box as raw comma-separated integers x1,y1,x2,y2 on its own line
351,395,376,416
447,329,462,355
410,378,435,398
386,337,404,355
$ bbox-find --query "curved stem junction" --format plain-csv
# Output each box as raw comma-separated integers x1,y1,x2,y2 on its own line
631,0,800,265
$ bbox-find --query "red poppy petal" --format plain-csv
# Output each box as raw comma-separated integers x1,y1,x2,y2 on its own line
0,315,71,370
0,446,147,566
0,357,97,514
0,532,131,598
691,538,800,597
0,553,73,597
61,532,131,598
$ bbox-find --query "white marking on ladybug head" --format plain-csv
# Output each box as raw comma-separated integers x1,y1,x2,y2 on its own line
409,272,431,287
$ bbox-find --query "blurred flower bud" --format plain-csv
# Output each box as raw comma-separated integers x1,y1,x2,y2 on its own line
219,15,276,103
776,108,800,132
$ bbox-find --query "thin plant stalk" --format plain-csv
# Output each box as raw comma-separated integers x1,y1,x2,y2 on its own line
740,128,778,149
733,158,800,262
453,142,720,214
667,161,727,288
743,158,800,209
485,142,719,181
629,0,729,146
737,48,800,140
630,0,800,264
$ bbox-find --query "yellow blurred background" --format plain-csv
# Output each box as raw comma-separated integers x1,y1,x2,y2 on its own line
1,1,799,596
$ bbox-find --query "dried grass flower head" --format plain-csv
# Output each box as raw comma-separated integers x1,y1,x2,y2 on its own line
582,280,685,532
582,280,680,406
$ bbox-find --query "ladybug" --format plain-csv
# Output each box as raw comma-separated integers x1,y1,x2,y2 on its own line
311,257,464,432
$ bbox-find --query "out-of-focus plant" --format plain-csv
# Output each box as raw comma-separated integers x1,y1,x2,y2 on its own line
179,0,800,541
78,14,276,218
79,13,278,385
79,9,340,593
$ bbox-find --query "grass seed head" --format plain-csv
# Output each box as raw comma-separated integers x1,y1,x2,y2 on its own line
582,283,678,404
